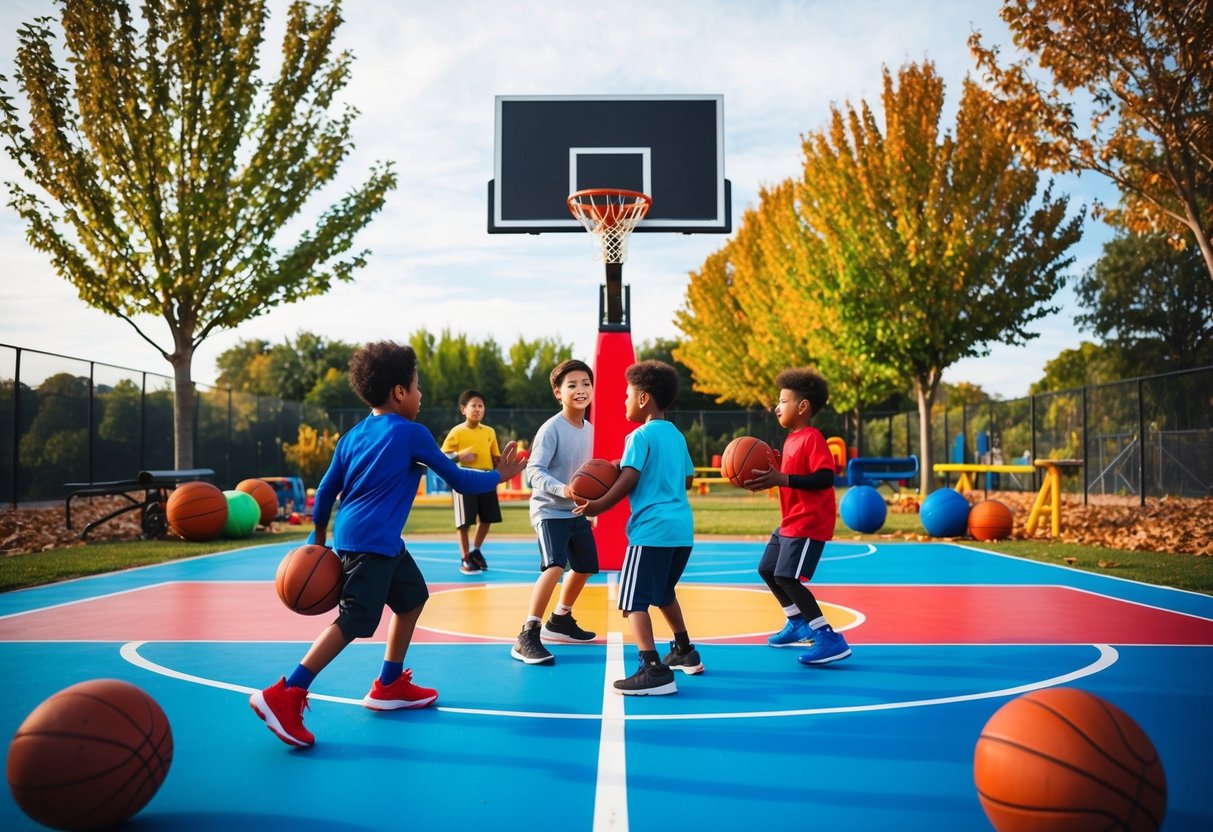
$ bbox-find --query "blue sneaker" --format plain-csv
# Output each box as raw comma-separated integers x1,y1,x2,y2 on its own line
768,616,815,647
797,626,851,665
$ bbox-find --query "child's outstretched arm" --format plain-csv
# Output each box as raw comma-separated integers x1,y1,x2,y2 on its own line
573,467,640,517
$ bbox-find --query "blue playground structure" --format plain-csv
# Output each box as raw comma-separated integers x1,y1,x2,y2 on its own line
843,455,920,492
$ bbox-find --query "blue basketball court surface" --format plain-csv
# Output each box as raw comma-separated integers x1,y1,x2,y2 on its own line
3,538,1211,830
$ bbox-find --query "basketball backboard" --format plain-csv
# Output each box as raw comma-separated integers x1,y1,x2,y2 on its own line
489,95,730,234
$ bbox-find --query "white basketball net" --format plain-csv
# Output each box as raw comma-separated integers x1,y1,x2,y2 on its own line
567,190,652,264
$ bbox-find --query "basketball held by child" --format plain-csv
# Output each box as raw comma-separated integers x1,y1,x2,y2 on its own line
165,480,227,541
974,687,1166,831
969,499,1014,541
7,678,173,831
276,544,343,615
570,458,620,501
236,477,279,525
720,436,778,488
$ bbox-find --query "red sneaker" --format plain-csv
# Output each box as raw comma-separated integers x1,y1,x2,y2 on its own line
250,677,314,747
363,668,438,710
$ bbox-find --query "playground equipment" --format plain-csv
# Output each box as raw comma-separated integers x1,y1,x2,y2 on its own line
933,459,1082,536
845,455,920,492
261,476,307,519
64,468,216,540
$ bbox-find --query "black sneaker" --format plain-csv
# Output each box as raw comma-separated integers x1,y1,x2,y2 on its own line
613,660,677,696
470,548,488,571
459,558,482,575
542,611,596,642
510,621,554,665
661,641,704,675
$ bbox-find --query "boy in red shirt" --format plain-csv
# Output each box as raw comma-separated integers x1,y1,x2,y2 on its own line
743,367,850,665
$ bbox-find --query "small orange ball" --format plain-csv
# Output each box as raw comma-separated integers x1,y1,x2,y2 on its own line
968,499,1014,541
236,478,279,525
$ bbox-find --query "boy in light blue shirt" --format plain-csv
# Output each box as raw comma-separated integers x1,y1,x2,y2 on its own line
576,360,700,695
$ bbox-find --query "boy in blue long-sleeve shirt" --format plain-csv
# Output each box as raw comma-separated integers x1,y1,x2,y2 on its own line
250,341,525,748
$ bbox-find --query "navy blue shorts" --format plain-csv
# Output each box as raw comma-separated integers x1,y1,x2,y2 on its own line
757,533,825,581
535,516,599,574
335,542,429,640
618,545,692,612
453,488,502,527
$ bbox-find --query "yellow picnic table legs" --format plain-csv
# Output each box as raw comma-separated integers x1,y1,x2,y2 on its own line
1025,462,1065,536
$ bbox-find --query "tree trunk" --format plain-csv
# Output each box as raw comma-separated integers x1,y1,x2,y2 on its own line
915,376,937,495
170,343,195,469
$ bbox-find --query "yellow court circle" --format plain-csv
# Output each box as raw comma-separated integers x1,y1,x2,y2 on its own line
420,583,859,643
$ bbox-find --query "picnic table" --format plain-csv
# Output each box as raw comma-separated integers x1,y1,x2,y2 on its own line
64,468,216,540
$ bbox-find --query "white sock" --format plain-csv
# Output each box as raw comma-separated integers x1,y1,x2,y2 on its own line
527,615,541,625
782,604,800,618
555,604,572,616
808,616,828,630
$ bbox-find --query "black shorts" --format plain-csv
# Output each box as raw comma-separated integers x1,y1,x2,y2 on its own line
453,487,502,528
618,544,692,612
335,542,429,640
757,533,825,581
535,516,599,574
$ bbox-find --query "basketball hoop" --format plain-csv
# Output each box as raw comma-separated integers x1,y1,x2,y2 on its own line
567,188,652,264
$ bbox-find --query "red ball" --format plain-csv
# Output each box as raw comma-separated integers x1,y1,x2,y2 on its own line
974,687,1167,831
969,499,1014,541
165,480,227,541
569,458,621,501
720,436,778,488
275,544,343,615
7,679,173,831
236,478,279,525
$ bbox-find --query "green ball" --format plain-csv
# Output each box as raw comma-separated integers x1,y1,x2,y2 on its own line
222,490,261,539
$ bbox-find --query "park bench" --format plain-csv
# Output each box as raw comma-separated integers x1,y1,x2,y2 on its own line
64,468,216,540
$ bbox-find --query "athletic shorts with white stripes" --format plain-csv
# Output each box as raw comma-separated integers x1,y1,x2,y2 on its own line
757,533,826,581
535,516,599,573
617,544,692,612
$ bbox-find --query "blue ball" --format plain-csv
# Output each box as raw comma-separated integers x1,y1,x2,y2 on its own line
920,487,970,537
840,485,887,533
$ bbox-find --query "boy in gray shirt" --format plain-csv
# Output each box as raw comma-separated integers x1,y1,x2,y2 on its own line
512,359,601,664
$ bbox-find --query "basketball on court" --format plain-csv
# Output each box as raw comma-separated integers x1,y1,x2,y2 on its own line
276,544,343,615
7,679,173,831
236,477,279,525
570,458,620,501
720,436,778,488
969,499,1014,541
920,487,970,538
165,480,228,541
974,686,1166,831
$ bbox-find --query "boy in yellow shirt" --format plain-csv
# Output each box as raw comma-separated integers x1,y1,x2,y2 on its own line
441,389,502,574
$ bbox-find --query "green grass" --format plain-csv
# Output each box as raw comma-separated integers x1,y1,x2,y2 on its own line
2,493,1210,595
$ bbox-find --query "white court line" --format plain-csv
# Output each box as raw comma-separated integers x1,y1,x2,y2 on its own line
120,641,1120,721
593,631,628,832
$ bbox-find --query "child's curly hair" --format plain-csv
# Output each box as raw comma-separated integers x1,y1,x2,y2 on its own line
348,341,418,408
775,367,829,416
625,360,680,410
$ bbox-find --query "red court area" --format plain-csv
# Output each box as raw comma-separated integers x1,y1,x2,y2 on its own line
4,582,1213,645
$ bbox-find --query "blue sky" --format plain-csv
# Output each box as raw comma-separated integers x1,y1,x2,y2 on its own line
0,0,1117,398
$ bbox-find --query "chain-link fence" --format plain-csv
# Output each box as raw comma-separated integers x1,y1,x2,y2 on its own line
5,341,1208,507
1,344,328,505
858,365,1212,503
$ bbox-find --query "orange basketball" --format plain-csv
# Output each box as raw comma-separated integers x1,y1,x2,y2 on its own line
969,499,1014,541
236,477,279,525
720,436,778,488
275,544,343,615
569,458,620,501
974,687,1167,831
165,480,227,541
7,679,173,831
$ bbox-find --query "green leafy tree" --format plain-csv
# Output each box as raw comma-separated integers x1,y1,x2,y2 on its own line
1031,341,1123,394
0,0,396,467
214,339,273,396
503,337,574,409
1076,229,1213,371
970,0,1213,280
794,62,1083,492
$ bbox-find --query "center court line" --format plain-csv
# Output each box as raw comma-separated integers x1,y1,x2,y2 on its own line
594,631,628,832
